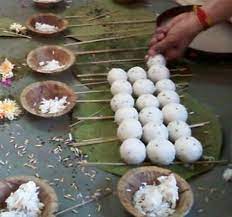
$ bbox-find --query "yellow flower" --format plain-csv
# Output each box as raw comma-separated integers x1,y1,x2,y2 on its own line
0,58,14,80
0,99,21,120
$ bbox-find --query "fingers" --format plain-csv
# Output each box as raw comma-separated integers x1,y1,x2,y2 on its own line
165,49,183,61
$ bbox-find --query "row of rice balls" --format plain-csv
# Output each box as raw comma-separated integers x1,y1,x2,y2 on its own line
107,54,203,166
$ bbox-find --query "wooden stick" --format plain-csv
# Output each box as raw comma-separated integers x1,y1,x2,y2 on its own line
70,138,119,147
1,30,31,39
80,78,107,82
75,47,147,55
64,34,150,46
190,121,210,128
75,116,114,120
87,11,119,21
56,191,112,216
76,58,144,65
74,81,109,86
76,89,110,94
68,19,156,28
76,99,111,103
171,74,193,78
65,15,88,19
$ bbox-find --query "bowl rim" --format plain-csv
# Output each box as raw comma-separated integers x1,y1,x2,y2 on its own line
26,45,76,74
20,80,77,118
117,166,194,217
25,13,69,35
1,175,58,217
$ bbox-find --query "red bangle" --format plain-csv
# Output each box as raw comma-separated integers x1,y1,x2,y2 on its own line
193,5,212,29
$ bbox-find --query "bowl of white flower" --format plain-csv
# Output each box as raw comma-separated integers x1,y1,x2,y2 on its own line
27,45,76,74
33,0,64,8
117,166,194,217
20,81,77,118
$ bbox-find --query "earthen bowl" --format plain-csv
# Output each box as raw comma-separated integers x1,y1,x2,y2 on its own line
33,0,64,8
26,13,68,36
117,166,194,217
27,45,75,74
20,81,77,118
0,176,58,217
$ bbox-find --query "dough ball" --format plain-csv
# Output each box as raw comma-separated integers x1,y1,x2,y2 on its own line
157,91,180,107
175,136,203,163
127,66,147,83
115,107,138,125
133,79,156,97
120,138,146,164
146,54,166,68
139,106,163,125
111,80,132,95
167,120,191,142
162,103,188,124
148,65,170,82
136,94,159,110
143,122,168,144
107,68,127,85
147,138,176,165
117,119,143,141
156,79,176,93
110,93,134,112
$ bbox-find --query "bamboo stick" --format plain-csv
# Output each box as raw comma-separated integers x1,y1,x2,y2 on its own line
75,58,144,65
80,78,107,82
87,11,119,21
75,47,147,55
70,138,119,147
75,116,114,120
171,73,193,77
64,34,150,46
65,15,88,19
76,99,111,103
1,30,31,39
56,191,112,216
68,19,156,28
74,81,109,86
76,89,110,94
190,121,210,128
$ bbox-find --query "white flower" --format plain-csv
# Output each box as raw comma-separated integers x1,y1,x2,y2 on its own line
0,99,21,120
10,23,27,34
0,58,14,80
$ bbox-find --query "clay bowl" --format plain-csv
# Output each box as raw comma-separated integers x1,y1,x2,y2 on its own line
0,176,58,217
26,13,68,36
33,0,64,8
20,81,77,118
27,45,76,74
117,166,194,217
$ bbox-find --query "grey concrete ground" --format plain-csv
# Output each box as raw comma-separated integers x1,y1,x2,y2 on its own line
0,0,231,216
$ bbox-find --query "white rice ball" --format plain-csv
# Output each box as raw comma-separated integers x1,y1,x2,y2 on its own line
143,122,168,143
136,94,159,110
148,65,170,82
110,93,134,112
147,138,176,165
167,120,192,142
110,80,132,95
120,138,146,164
156,79,176,93
117,119,142,141
146,54,166,68
175,136,203,163
107,68,127,85
133,79,156,97
162,103,188,124
114,107,138,125
139,106,163,125
127,66,147,83
157,91,180,107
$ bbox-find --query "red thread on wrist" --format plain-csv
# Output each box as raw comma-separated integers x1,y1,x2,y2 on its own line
193,5,212,29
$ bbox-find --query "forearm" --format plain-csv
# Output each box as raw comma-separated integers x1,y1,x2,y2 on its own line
202,0,232,24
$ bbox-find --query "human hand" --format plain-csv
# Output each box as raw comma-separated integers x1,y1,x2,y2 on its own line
146,12,204,60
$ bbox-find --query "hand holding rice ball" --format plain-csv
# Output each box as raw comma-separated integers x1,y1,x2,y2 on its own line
167,120,192,142
146,54,166,68
157,90,180,107
117,119,143,141
136,94,159,110
120,138,146,164
148,65,170,82
110,93,134,112
114,107,138,125
127,66,147,83
133,79,156,97
143,122,169,143
110,80,132,95
162,103,188,124
147,138,176,165
175,136,203,163
139,106,163,125
107,68,127,84
156,79,176,93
